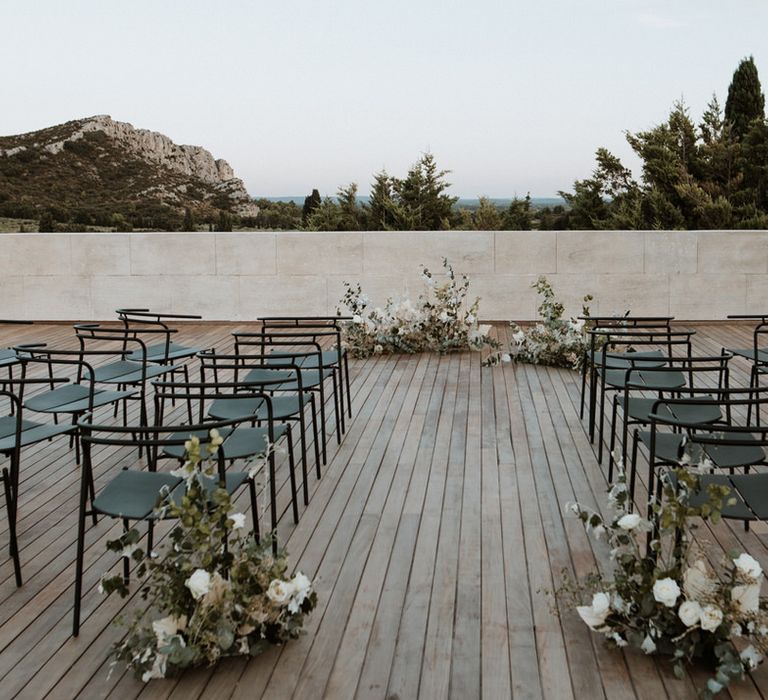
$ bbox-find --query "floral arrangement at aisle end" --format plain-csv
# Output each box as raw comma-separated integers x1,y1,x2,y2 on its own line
338,257,499,358
485,276,596,369
559,459,768,698
100,431,317,681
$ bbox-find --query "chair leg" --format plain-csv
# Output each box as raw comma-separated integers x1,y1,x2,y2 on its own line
269,452,278,554
285,426,299,524
297,412,309,506
336,366,346,435
597,387,607,464
72,470,89,637
344,353,352,419
3,469,21,587
629,430,639,507
147,521,154,555
183,364,193,424
249,478,260,543
579,361,588,419
310,394,322,476
317,386,328,465
608,397,619,481
331,372,341,445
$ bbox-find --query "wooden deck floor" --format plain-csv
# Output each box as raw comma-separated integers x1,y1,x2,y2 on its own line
1,322,768,699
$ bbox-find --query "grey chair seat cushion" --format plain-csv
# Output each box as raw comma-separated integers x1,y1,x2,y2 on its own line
623,396,721,424
208,394,310,421
639,430,766,469
25,384,137,414
93,360,175,384
127,342,200,363
0,415,74,452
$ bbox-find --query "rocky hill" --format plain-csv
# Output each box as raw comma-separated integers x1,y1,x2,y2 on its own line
0,116,258,230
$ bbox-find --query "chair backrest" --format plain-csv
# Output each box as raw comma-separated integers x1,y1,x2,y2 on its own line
73,323,164,382
235,329,338,364
622,354,732,394
589,327,695,368
580,315,674,329
151,375,278,428
197,348,309,395
77,413,251,480
115,309,202,358
727,314,768,359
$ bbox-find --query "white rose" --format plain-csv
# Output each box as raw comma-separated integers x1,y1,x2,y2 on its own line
266,579,294,605
591,592,610,616
732,583,761,613
652,578,681,608
374,344,384,354
640,635,657,654
678,600,702,627
141,653,167,681
700,605,724,633
576,591,611,631
185,569,211,600
501,353,512,363
616,513,641,531
152,616,181,646
230,512,246,531
734,553,763,581
352,314,363,324
683,560,716,600
741,645,763,670
439,310,451,322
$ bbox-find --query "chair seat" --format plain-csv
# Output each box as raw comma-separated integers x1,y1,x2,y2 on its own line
274,368,334,391
0,415,74,452
0,348,18,368
25,384,137,414
730,473,768,519
162,424,286,460
728,348,768,365
667,470,755,520
93,360,176,384
127,342,201,363
603,367,685,391
168,471,249,507
623,397,721,424
266,349,344,370
595,349,666,370
93,470,182,519
241,367,295,386
639,430,765,469
208,394,310,422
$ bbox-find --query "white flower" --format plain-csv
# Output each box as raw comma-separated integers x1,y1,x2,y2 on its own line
237,636,250,655
266,579,294,605
734,553,763,581
616,513,641,531
683,560,716,600
732,583,761,613
230,512,246,531
640,635,656,654
576,591,611,630
610,632,628,647
741,645,762,670
185,569,211,600
170,460,195,480
287,571,312,613
152,615,186,647
652,578,681,608
141,653,167,681
501,353,512,363
352,314,363,324
591,524,606,541
374,344,384,354
439,310,451,322
512,330,526,345
465,314,476,324
678,600,702,627
700,605,724,632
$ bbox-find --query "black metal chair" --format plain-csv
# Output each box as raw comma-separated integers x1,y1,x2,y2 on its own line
0,382,75,586
234,332,340,464
73,413,264,636
589,327,695,463
153,375,301,526
608,355,731,482
115,308,210,422
14,346,138,464
725,314,768,424
259,316,353,426
199,349,321,505
635,387,768,516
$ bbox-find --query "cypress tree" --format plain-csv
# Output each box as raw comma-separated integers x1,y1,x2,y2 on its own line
183,207,196,231
302,189,321,224
38,210,55,232
725,56,766,138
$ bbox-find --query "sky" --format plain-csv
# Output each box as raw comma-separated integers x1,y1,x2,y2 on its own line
1,1,767,198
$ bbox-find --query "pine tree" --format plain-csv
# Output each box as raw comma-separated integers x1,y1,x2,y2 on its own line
336,183,364,230
367,170,394,230
503,194,533,230
302,189,321,224
304,198,341,231
725,56,766,138
472,197,503,230
215,209,233,232
390,153,458,230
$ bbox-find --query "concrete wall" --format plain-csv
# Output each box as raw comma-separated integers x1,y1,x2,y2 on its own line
1,230,766,321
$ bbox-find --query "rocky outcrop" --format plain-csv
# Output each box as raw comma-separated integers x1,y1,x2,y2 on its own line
0,115,259,217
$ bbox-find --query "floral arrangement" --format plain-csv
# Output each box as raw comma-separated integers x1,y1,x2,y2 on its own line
486,276,594,369
100,431,317,681
560,460,767,698
338,257,499,359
